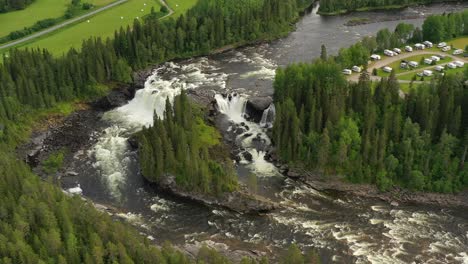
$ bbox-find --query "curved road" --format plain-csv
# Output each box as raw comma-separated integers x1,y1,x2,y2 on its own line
0,0,174,50
348,50,468,82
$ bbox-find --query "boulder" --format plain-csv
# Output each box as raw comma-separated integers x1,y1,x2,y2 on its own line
247,96,273,111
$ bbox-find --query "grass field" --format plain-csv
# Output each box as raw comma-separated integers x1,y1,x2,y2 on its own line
0,0,116,38
448,37,468,50
17,0,164,55
0,0,69,38
398,64,467,81
377,54,452,77
164,0,197,17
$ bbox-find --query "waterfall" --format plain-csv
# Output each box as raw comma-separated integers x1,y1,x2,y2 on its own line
214,93,248,123
91,61,219,199
259,104,276,128
215,92,279,177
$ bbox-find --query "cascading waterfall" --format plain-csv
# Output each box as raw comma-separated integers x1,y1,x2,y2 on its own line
259,104,276,128
90,59,226,199
215,93,279,177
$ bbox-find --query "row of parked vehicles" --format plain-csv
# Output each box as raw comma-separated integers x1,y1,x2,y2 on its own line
415,61,464,77
342,40,465,75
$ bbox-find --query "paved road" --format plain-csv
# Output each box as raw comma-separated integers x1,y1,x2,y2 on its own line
0,0,130,50
348,50,468,83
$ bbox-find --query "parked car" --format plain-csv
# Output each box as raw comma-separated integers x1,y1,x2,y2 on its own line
384,49,395,57
442,46,451,52
352,66,362,73
393,48,402,54
454,61,465,68
424,58,433,65
382,66,393,73
430,56,440,62
405,46,413,52
423,70,433,76
423,41,433,48
370,54,381,60
417,72,424,77
437,42,447,48
342,69,352,75
434,66,444,72
415,43,425,50
408,61,419,67
447,63,457,69
453,49,464,55
400,62,408,69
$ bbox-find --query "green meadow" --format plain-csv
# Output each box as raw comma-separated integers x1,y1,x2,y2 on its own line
18,0,163,55
0,0,69,37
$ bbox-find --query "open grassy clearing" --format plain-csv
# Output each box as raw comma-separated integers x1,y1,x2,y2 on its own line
0,0,116,38
398,64,467,81
17,0,163,55
447,37,468,50
0,0,69,37
376,54,452,77
164,0,197,18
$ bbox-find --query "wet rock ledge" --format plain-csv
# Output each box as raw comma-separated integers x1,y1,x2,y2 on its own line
157,174,278,214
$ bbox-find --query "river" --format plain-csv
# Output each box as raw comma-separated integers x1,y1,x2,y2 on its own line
61,2,468,263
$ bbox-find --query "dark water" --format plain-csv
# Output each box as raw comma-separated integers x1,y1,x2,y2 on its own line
62,3,468,263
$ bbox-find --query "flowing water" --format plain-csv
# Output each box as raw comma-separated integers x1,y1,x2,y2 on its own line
63,2,468,263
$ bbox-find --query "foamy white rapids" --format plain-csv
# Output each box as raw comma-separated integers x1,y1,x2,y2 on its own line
215,93,279,177
90,59,227,199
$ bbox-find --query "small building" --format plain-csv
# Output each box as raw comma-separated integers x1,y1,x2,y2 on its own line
437,42,447,48
423,70,433,76
352,66,361,73
384,49,395,57
430,56,440,62
423,41,433,48
415,43,425,50
370,54,381,60
408,61,419,68
424,58,433,65
447,62,457,69
342,69,352,75
454,61,465,67
393,48,402,54
434,65,444,72
405,46,413,52
382,66,393,73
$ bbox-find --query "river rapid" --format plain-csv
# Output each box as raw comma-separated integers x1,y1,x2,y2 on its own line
62,3,468,263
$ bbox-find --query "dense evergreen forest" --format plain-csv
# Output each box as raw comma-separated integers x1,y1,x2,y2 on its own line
138,92,238,195
334,10,468,68
273,59,468,193
318,0,460,14
0,0,309,144
0,0,35,13
0,0,313,262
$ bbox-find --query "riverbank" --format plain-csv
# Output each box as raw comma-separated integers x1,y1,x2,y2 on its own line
267,153,468,209
318,0,462,16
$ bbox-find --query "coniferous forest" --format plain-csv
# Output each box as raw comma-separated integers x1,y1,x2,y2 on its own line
273,60,468,193
0,0,312,262
138,92,238,195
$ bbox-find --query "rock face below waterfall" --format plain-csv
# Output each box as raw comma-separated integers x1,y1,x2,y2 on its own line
246,96,273,122
158,175,278,214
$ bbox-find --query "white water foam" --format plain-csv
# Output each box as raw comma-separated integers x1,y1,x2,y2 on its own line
90,59,227,199
214,93,279,177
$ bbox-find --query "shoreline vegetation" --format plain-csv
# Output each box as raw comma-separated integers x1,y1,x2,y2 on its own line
270,11,467,201
317,0,463,15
